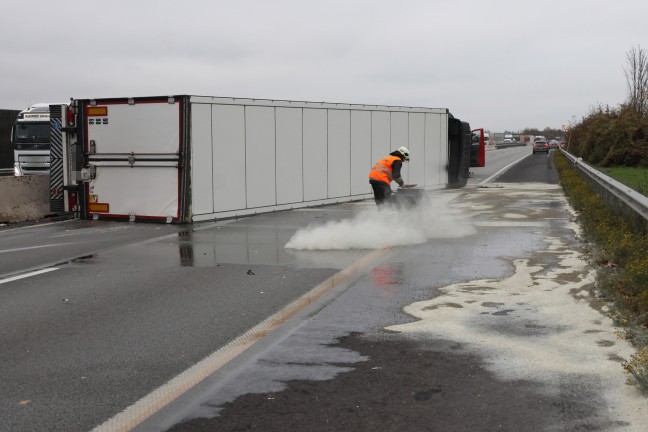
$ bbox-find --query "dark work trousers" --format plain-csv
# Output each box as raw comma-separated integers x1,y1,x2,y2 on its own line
370,180,393,205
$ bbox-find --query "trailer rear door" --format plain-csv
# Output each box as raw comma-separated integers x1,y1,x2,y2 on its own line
82,97,187,222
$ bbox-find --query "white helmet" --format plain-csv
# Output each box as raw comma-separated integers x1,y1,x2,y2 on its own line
397,146,410,160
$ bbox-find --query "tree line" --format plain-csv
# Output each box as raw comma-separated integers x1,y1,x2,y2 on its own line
518,127,564,140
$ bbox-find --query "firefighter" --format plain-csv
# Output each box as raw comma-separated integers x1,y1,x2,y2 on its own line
368,146,410,205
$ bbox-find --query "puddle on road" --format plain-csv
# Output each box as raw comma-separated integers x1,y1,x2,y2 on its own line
173,227,374,269
166,191,479,269
159,214,376,270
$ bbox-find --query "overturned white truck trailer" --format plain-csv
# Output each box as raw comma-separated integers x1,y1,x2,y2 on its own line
50,96,483,222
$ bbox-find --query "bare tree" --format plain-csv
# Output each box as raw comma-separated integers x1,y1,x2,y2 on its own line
624,45,648,117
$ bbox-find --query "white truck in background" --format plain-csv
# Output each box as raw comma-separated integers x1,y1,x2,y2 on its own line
11,103,65,176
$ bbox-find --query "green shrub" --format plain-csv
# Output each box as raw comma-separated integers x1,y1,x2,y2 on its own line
568,105,648,168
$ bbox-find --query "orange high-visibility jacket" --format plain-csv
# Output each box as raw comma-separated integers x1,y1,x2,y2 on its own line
369,155,401,184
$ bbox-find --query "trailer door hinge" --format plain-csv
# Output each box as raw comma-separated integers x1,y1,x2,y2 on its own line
128,153,135,167
81,166,96,181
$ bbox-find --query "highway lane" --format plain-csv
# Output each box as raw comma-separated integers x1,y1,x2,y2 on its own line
468,144,532,186
0,147,520,432
150,151,647,432
0,207,371,432
0,221,184,278
496,147,558,184
0,146,529,281
0,146,538,432
5,148,644,431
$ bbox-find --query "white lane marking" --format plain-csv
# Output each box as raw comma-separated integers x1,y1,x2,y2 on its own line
480,152,531,185
0,219,76,234
91,247,388,432
0,267,59,285
0,243,74,254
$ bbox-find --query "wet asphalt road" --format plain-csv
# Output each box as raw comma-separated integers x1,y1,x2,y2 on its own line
2,148,646,431
1,209,366,432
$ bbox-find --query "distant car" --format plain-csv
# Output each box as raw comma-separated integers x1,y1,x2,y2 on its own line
548,140,560,149
532,140,549,154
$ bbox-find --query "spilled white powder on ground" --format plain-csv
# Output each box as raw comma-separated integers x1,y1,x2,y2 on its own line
387,234,648,429
285,194,476,250
502,213,528,219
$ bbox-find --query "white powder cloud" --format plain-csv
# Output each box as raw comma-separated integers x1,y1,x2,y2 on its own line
285,195,475,250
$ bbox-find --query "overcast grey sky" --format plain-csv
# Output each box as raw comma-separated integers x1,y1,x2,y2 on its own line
2,0,646,132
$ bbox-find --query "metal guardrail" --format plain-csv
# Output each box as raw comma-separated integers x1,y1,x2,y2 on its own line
561,149,648,222
0,168,14,176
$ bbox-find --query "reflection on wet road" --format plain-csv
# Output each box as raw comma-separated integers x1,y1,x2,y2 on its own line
168,211,383,270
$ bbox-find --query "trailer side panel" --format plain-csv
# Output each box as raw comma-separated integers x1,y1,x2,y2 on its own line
68,96,457,223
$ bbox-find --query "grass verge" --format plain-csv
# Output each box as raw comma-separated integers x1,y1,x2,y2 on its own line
555,150,648,394
598,166,648,195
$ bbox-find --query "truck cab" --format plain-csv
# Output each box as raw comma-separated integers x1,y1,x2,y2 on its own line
469,128,486,168
12,103,63,176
